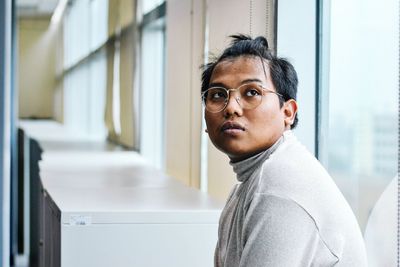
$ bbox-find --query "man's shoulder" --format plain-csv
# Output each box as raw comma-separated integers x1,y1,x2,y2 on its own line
256,136,345,212
259,132,331,190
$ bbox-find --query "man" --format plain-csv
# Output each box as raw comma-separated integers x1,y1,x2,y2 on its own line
201,35,367,266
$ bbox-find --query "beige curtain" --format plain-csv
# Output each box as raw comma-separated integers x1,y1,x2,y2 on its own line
105,0,137,148
119,0,134,29
107,0,119,37
265,0,277,54
118,25,136,147
249,0,277,52
104,41,117,140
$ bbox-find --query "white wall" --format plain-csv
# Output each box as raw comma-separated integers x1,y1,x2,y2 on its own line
164,0,204,188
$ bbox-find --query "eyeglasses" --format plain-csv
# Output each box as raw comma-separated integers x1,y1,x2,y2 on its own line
201,82,283,113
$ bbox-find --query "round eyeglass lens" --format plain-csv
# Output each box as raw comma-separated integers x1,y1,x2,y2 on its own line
203,88,228,112
237,83,263,109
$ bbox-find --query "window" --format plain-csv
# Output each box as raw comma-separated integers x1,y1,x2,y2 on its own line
139,2,166,169
63,0,108,138
319,0,398,230
142,0,164,15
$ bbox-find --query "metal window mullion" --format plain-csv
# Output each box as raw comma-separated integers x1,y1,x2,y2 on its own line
315,0,331,165
0,0,12,266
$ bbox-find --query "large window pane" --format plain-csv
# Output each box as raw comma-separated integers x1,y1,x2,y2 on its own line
322,0,398,231
88,49,107,137
63,0,90,68
63,63,90,131
140,17,165,169
142,0,164,14
90,0,108,50
63,0,108,139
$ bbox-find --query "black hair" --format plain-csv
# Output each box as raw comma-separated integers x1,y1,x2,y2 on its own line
201,34,298,128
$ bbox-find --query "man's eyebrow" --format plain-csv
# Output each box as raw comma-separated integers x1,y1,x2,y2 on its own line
240,78,263,84
208,82,227,88
208,79,263,89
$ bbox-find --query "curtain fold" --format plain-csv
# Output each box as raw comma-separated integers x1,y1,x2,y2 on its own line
104,41,117,140
118,25,136,148
105,0,137,148
119,0,134,29
266,0,277,54
107,0,119,38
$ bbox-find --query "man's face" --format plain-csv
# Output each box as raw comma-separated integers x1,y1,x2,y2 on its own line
204,56,292,162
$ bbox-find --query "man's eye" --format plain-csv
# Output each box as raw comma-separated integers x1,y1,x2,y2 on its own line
245,89,261,97
211,91,226,100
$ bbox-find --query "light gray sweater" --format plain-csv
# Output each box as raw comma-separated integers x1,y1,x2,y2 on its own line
214,131,368,267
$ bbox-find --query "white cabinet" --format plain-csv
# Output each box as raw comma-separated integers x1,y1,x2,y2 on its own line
20,120,222,267
41,172,221,267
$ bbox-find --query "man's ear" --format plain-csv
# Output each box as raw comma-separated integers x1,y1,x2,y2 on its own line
283,99,298,128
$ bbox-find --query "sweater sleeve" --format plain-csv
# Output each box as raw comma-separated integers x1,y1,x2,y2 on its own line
239,194,339,267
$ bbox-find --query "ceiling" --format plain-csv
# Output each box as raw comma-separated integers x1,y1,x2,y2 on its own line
17,0,60,18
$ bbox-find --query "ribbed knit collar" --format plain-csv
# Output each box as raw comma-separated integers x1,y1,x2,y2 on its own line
230,131,289,183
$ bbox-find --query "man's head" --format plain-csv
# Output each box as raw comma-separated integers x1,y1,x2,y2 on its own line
202,34,299,128
201,35,298,161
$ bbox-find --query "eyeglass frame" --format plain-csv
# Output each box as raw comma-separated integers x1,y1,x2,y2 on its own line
201,82,284,113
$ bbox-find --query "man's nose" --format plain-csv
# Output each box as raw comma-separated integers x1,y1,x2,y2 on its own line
224,91,243,117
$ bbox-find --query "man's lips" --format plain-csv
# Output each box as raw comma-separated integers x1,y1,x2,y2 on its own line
221,121,245,132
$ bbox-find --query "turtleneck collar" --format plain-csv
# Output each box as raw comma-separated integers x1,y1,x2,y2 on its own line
230,130,290,183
